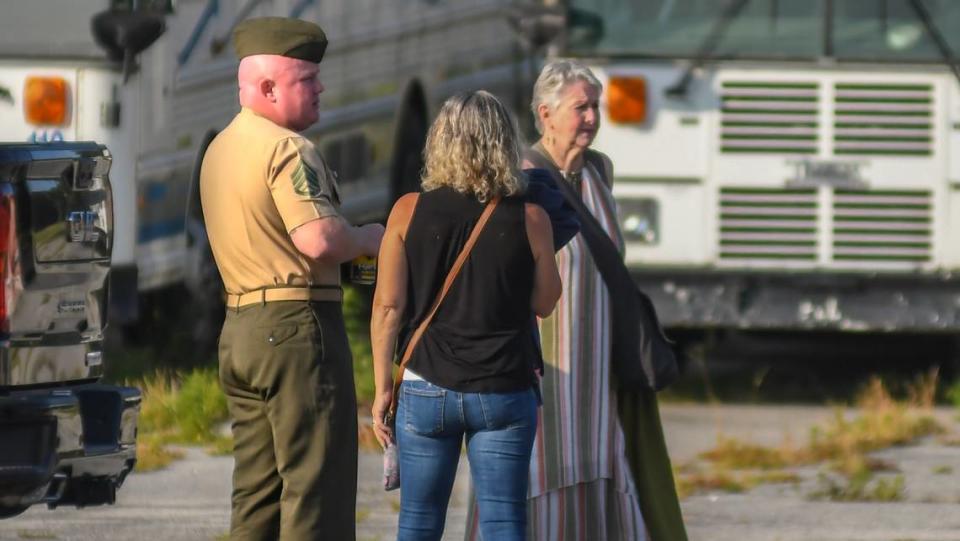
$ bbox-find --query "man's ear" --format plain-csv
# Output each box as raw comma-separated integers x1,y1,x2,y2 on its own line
260,78,277,102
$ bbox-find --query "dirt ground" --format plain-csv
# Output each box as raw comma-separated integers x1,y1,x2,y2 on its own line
2,403,959,541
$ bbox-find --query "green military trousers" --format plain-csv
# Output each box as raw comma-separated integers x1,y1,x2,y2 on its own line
218,300,357,541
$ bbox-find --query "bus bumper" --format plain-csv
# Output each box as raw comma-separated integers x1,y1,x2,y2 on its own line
633,270,960,332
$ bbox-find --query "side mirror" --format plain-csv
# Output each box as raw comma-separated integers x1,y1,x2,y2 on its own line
506,4,565,51
91,11,167,82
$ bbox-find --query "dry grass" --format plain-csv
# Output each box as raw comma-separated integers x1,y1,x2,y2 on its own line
134,369,230,470
677,373,944,501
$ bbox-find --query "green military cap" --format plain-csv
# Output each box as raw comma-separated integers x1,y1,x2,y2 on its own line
233,17,327,63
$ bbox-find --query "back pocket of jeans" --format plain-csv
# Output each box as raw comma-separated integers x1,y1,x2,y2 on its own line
402,385,444,436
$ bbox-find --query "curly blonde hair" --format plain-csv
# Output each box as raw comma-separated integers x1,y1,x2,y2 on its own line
421,91,525,202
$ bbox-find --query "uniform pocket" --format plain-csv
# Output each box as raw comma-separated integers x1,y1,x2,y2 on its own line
402,383,445,436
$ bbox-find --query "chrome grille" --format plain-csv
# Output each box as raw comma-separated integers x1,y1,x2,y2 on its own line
832,190,932,262
719,188,818,260
833,83,933,156
720,81,819,154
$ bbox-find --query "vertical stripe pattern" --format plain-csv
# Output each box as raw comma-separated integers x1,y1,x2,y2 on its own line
465,165,648,541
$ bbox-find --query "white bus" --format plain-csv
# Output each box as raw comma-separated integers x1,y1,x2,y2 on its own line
560,0,960,333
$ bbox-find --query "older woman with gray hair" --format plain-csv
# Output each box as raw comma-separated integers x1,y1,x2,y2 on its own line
467,60,687,540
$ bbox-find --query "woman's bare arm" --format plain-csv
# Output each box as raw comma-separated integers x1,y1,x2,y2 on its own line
525,203,562,318
369,193,417,447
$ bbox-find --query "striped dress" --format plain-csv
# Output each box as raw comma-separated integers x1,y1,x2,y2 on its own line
466,163,648,541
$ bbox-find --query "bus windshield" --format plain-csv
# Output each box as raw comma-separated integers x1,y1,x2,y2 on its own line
566,0,960,62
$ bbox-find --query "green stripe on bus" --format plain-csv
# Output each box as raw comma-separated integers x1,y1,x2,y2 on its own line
722,108,816,115
723,82,818,89
834,123,930,130
834,149,931,156
722,227,817,233
720,253,817,259
835,97,931,104
724,121,819,128
833,254,930,261
835,83,932,91
834,136,931,142
834,229,930,236
833,216,931,223
721,187,816,194
722,147,817,153
835,190,929,196
725,134,818,141
720,240,816,246
834,203,930,210
721,201,817,207
835,110,930,117
723,96,818,102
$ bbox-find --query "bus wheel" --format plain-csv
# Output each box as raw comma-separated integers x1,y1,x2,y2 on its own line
183,130,224,361
390,104,426,202
0,505,29,519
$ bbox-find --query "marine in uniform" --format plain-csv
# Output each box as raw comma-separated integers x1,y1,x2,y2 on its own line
200,17,384,541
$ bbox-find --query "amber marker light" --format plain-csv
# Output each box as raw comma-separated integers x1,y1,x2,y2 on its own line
24,76,68,125
607,76,647,124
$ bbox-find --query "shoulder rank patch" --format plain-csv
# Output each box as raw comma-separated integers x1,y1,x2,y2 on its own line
291,159,322,198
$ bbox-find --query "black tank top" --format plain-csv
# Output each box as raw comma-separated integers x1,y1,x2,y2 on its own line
399,186,537,393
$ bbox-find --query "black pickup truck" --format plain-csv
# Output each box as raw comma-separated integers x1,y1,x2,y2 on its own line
0,143,139,518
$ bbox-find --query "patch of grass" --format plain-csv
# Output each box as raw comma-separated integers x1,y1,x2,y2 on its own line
134,368,231,470
356,507,371,523
808,470,905,502
675,466,800,499
698,437,799,470
932,465,953,475
135,434,185,472
343,284,375,405
17,530,57,540
678,374,942,500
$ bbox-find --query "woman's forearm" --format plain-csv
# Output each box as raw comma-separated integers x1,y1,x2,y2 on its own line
370,303,401,393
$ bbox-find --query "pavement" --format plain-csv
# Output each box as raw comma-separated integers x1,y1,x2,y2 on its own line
2,403,959,541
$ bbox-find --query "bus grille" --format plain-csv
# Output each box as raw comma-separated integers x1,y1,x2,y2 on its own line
833,83,933,156
832,190,932,262
720,81,819,154
718,187,818,260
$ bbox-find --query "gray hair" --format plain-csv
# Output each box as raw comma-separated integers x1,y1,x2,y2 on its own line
531,60,603,134
421,91,525,202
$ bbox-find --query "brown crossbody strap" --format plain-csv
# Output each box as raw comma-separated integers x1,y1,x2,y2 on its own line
387,196,501,419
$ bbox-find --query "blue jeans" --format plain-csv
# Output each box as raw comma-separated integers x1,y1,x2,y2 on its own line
396,380,538,541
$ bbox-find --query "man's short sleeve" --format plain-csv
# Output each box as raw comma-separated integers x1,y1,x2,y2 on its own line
269,137,340,232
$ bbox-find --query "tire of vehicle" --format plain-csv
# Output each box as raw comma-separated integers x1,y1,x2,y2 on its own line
389,96,427,202
0,505,29,519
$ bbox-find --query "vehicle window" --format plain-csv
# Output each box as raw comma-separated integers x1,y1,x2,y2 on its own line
832,0,960,61
566,0,823,59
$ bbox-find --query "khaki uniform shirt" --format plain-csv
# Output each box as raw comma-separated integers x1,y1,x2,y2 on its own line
200,107,342,295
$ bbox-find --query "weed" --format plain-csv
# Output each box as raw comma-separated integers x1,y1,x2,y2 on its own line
808,470,904,502
674,466,799,500
136,434,185,472
134,368,231,469
356,507,371,523
17,530,57,540
932,465,953,475
698,437,799,470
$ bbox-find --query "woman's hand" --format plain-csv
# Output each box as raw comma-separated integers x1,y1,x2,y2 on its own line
371,387,395,449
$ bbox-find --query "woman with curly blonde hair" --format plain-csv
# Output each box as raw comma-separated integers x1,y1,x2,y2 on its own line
370,90,562,541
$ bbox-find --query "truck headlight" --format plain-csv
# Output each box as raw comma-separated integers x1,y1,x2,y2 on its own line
617,197,659,244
